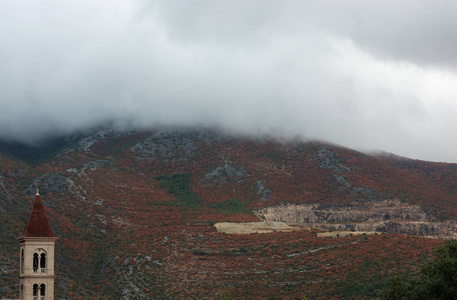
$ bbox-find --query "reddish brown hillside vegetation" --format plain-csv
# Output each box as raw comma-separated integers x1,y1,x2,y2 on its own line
0,128,454,298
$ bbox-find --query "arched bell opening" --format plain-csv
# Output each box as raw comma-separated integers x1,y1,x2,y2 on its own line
33,253,39,273
40,283,46,299
21,249,24,274
40,253,46,273
32,283,46,300
33,249,47,273
33,283,38,299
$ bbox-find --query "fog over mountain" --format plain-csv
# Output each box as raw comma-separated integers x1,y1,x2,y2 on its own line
2,1,457,162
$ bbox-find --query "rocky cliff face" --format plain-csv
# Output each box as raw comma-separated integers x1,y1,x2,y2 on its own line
255,199,457,238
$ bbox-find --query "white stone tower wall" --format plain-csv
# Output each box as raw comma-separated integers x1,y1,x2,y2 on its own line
19,237,57,300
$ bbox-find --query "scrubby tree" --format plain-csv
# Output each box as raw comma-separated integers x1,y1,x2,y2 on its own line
379,239,457,299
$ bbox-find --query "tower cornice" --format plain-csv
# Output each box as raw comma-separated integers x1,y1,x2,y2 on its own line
17,236,59,243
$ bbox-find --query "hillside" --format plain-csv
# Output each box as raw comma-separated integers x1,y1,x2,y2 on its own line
0,127,455,299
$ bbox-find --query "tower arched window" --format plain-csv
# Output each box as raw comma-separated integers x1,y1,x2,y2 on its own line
40,284,46,300
33,283,38,300
32,283,45,300
33,249,47,273
40,253,46,273
21,249,24,274
33,254,39,273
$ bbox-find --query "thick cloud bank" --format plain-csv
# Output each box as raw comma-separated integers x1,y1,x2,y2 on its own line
2,1,457,162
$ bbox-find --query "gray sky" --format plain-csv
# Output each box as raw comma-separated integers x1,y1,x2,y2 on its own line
2,1,457,162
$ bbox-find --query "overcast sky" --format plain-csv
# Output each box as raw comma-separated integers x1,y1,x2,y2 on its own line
2,1,457,162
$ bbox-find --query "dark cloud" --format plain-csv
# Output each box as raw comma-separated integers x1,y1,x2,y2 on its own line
1,1,457,162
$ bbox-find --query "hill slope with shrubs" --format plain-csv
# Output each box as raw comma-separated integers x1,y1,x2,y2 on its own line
0,127,455,299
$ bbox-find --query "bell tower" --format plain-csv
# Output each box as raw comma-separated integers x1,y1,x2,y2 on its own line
18,190,58,300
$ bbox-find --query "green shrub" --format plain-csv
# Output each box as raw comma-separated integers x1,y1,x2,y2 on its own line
155,174,204,208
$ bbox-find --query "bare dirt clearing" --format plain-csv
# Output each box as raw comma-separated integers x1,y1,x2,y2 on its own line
214,221,301,234
214,221,379,238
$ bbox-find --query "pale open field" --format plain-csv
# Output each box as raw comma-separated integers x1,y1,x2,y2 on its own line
214,221,297,234
214,221,379,237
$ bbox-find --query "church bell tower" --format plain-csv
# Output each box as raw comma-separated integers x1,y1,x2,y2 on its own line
18,190,58,300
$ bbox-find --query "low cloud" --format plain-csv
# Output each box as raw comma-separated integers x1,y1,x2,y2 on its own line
2,1,457,162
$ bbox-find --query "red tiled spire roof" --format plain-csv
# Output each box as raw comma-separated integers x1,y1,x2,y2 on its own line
22,190,55,237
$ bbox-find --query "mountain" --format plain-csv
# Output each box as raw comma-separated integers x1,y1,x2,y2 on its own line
1,126,454,299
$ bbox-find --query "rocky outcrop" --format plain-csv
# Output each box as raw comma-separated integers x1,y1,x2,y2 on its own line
26,173,90,204
316,147,352,190
66,159,113,176
316,147,351,173
61,127,130,154
131,130,199,162
25,173,73,197
309,220,457,237
203,160,248,186
253,179,272,201
255,199,457,238
131,129,219,162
